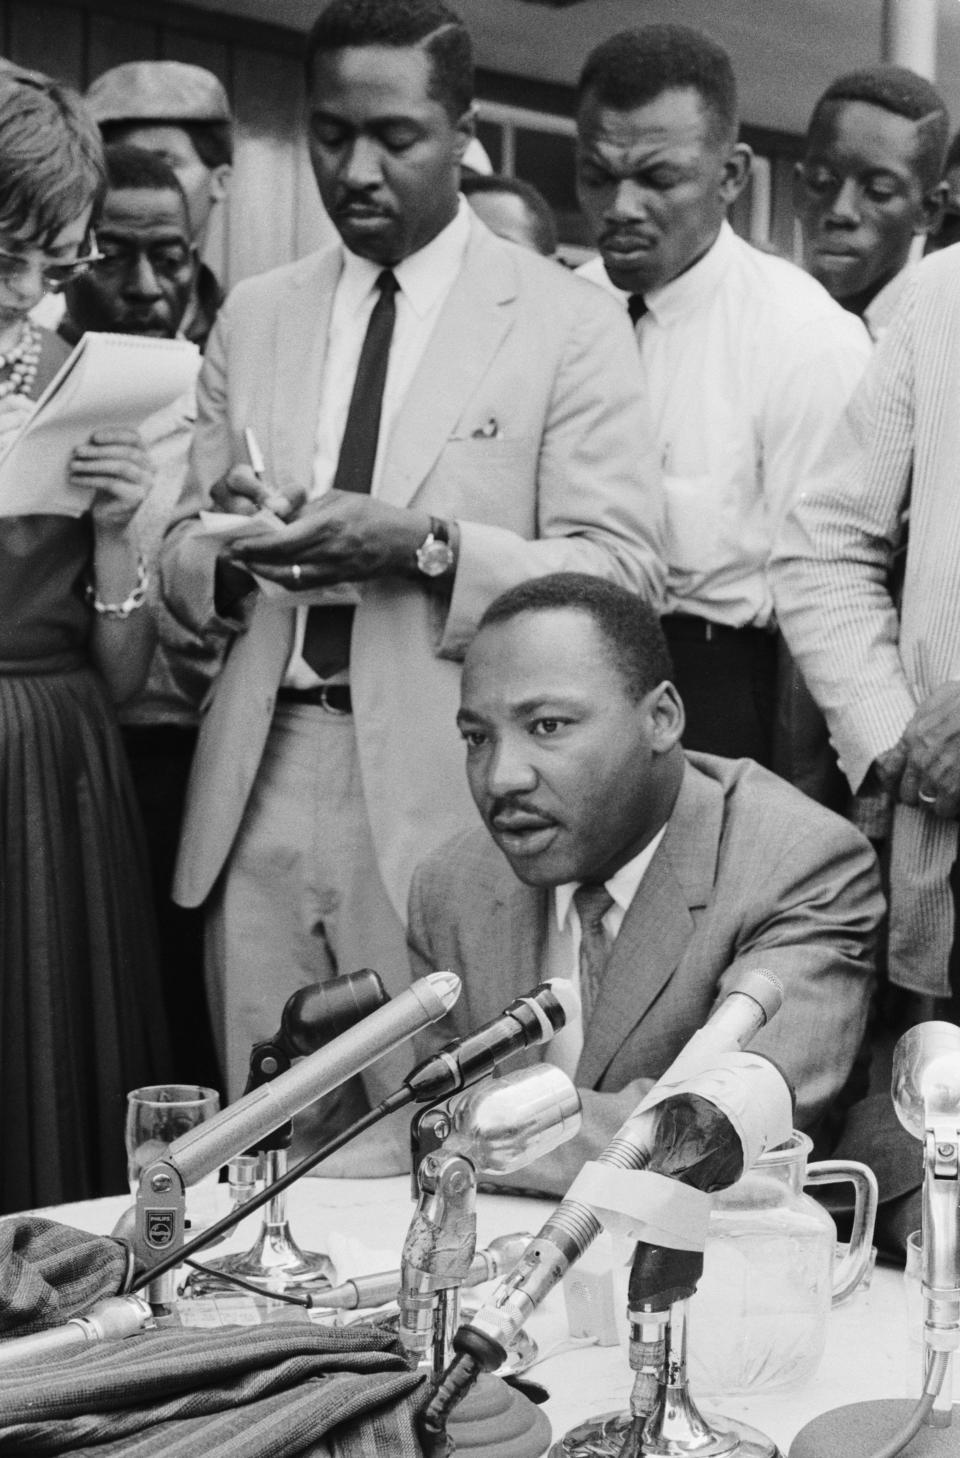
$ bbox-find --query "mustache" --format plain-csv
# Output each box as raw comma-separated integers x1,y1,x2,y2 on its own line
332,187,393,215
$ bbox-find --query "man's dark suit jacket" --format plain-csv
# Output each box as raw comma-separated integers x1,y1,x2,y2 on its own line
407,753,882,1194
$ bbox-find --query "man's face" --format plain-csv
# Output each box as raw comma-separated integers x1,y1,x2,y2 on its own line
458,608,680,887
110,123,228,243
307,44,472,265
64,187,194,337
576,86,747,294
795,100,941,301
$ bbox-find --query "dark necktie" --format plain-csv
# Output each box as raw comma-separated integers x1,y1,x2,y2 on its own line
573,882,614,1028
628,293,647,325
302,269,399,680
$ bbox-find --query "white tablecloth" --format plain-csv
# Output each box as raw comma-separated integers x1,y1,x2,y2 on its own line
38,1177,922,1454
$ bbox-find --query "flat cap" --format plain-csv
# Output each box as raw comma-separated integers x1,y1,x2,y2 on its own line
86,60,231,126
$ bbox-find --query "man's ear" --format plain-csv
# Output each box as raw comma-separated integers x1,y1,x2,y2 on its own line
647,680,685,754
916,180,948,236
208,163,232,206
454,102,477,163
720,142,753,206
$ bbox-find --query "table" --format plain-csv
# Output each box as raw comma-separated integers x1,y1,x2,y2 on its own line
39,1177,926,1455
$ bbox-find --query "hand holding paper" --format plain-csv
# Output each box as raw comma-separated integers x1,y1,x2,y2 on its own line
71,428,154,530
0,332,199,518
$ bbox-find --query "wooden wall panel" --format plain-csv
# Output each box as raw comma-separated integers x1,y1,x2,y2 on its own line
160,27,230,91
6,1,85,87
86,13,160,78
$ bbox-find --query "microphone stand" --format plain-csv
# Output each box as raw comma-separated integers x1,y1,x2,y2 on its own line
185,975,391,1298
401,1066,580,1458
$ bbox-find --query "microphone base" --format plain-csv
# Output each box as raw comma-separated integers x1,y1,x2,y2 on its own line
183,1218,334,1296
548,1409,781,1457
443,1372,551,1457
788,1399,959,1457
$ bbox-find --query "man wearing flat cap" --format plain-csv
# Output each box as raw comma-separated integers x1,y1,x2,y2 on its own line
85,60,234,351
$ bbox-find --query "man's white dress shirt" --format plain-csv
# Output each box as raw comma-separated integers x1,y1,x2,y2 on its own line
284,200,471,687
578,223,870,629
546,826,667,1076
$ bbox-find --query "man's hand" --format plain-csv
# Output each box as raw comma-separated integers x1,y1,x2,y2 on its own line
208,463,299,520
229,489,430,588
70,428,154,530
896,682,960,818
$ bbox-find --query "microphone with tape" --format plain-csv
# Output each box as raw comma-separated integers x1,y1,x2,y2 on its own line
421,968,784,1449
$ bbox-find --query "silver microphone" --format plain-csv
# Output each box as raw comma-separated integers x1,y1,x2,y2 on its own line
113,971,461,1266
892,1022,960,1380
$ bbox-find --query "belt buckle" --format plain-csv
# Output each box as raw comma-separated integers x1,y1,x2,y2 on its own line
319,683,351,716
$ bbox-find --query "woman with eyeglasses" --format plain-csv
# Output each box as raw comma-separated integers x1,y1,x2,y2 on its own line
0,67,170,1212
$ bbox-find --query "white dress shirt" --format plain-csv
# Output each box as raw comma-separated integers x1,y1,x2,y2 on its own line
578,223,870,629
284,199,471,687
545,826,667,1077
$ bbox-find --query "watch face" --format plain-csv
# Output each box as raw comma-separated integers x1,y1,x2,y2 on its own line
417,537,455,577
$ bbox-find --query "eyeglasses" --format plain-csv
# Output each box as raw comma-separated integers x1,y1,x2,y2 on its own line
0,236,106,294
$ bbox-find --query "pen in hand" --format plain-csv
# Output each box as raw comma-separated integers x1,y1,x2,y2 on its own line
242,426,290,518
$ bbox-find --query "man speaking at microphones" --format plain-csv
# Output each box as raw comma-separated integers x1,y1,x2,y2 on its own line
404,573,883,1197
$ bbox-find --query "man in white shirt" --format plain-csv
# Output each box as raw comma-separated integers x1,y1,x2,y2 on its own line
160,0,663,1109
793,65,948,343
408,573,880,1195
574,23,870,769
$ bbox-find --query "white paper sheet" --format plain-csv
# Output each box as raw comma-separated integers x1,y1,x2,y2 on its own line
0,332,201,517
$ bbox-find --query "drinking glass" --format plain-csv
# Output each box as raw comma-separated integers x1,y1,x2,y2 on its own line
125,1084,220,1220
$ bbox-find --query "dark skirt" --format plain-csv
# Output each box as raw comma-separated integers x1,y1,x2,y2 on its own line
0,663,171,1212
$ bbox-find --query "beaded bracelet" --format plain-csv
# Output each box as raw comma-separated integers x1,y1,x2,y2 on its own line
84,554,149,620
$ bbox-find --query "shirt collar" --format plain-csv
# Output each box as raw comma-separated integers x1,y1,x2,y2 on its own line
554,824,668,931
338,196,471,320
591,220,734,328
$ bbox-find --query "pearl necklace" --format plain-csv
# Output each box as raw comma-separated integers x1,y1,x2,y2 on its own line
0,319,41,400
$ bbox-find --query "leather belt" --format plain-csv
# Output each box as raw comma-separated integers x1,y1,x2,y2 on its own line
276,684,352,715
661,613,771,644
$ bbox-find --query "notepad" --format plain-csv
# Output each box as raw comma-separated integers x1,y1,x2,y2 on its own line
0,331,201,517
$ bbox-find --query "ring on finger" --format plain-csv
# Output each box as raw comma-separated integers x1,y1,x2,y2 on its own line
291,563,302,584
918,789,937,805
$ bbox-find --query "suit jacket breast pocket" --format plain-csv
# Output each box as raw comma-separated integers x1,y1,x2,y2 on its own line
434,436,539,528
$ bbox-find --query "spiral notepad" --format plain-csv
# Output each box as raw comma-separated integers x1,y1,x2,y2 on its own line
0,331,200,517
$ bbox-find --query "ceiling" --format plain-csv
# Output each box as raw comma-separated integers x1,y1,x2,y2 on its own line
184,0,960,137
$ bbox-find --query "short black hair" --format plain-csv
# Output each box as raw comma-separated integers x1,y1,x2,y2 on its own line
102,142,188,210
577,24,738,145
100,117,233,169
460,172,558,255
304,0,473,121
477,574,674,704
807,66,949,189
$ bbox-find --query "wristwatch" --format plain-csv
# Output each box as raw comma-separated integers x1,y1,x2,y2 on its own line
415,517,456,578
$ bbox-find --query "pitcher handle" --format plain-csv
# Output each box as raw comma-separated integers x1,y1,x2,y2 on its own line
803,1159,879,1306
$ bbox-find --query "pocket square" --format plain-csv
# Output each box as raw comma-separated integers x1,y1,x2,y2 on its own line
471,417,501,439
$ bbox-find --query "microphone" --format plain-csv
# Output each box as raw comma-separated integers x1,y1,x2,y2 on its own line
399,1065,582,1364
113,971,461,1264
276,970,389,1060
0,1295,153,1371
403,979,580,1102
790,1022,960,1457
315,1234,532,1312
421,968,782,1441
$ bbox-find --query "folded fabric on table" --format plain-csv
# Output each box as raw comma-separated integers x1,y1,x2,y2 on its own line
0,1322,427,1457
0,1217,128,1336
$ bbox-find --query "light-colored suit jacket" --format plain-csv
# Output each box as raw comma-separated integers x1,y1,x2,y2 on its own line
161,217,664,918
773,249,960,996
407,754,880,1195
